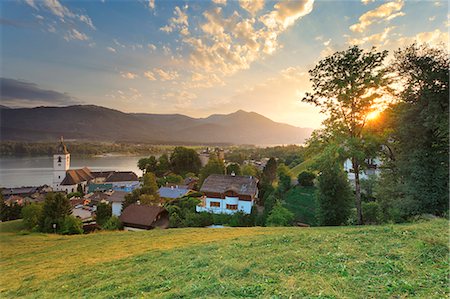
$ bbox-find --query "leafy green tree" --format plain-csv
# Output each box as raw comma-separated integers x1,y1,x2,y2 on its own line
156,154,171,176
263,157,277,184
297,171,316,187
277,164,292,194
157,174,184,187
60,215,83,235
381,44,449,217
21,203,43,230
303,46,389,224
102,216,123,230
96,202,112,226
170,147,201,176
199,155,225,185
138,156,158,174
315,146,353,226
40,193,72,233
226,163,242,176
76,184,83,195
241,164,259,177
266,202,294,226
123,172,160,210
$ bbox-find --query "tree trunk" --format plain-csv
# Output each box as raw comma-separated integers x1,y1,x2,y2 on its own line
352,158,363,225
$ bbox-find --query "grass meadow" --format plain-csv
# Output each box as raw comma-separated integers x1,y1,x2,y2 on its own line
0,218,448,298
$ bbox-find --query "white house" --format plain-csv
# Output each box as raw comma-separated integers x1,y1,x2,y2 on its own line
344,158,381,181
106,190,128,216
196,174,258,215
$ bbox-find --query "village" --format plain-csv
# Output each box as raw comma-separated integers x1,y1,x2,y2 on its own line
1,138,270,232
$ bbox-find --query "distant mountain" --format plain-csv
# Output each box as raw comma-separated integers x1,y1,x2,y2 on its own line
0,105,313,145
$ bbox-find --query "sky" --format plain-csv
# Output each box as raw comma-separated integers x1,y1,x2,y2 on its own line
1,0,448,128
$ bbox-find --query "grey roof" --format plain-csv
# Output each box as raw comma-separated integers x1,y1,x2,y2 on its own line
1,187,38,196
107,190,128,203
200,174,258,196
105,171,138,182
158,186,191,199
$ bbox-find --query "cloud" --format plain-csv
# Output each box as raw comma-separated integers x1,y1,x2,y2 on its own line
182,0,314,78
361,0,375,4
106,46,116,53
121,72,139,79
239,0,265,16
350,0,404,33
160,6,189,35
148,0,155,10
153,68,179,81
148,43,157,51
23,0,95,42
0,77,79,106
64,28,89,41
347,26,395,46
144,71,157,81
392,29,449,47
108,88,142,102
212,0,227,4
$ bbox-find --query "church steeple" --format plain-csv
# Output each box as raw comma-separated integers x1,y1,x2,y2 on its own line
57,136,69,154
53,137,70,191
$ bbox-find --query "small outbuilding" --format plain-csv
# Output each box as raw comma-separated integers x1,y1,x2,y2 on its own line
119,204,169,231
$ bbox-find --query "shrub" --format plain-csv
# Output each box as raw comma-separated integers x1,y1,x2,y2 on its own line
96,202,112,226
21,203,43,230
297,171,316,187
362,202,382,225
266,202,294,227
102,216,123,230
67,192,82,199
60,216,83,235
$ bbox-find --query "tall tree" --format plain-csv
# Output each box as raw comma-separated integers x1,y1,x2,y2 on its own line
315,145,353,226
40,193,72,233
263,157,277,184
302,46,389,224
170,147,201,176
380,44,449,217
226,163,242,176
199,154,226,185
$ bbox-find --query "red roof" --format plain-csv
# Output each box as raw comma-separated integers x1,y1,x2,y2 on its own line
61,167,93,185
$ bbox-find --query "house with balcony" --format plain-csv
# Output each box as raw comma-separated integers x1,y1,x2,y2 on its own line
196,174,258,214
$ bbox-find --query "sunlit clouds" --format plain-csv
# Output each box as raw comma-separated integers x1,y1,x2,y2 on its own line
3,0,449,129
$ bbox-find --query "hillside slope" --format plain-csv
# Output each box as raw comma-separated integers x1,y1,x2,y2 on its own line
0,105,313,144
0,219,448,298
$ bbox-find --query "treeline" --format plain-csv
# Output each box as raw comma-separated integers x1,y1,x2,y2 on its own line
226,145,306,168
0,142,172,156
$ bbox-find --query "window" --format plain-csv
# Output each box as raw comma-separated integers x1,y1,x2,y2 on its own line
58,156,62,163
210,201,220,207
226,204,238,210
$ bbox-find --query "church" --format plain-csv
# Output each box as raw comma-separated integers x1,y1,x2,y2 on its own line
52,138,139,193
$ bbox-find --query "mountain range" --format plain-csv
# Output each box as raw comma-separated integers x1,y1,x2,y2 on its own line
0,105,313,145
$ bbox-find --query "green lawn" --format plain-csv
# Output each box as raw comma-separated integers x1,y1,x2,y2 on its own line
0,219,25,233
283,186,317,226
0,219,448,298
290,157,317,177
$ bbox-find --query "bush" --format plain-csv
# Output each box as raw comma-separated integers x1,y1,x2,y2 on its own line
266,202,294,227
102,216,123,230
96,202,112,226
297,171,316,187
67,192,82,199
362,202,382,225
21,203,43,230
60,216,83,235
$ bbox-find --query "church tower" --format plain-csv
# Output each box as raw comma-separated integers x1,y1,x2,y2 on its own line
53,137,70,191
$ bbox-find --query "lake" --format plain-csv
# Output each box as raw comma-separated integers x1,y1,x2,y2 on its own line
0,155,146,188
